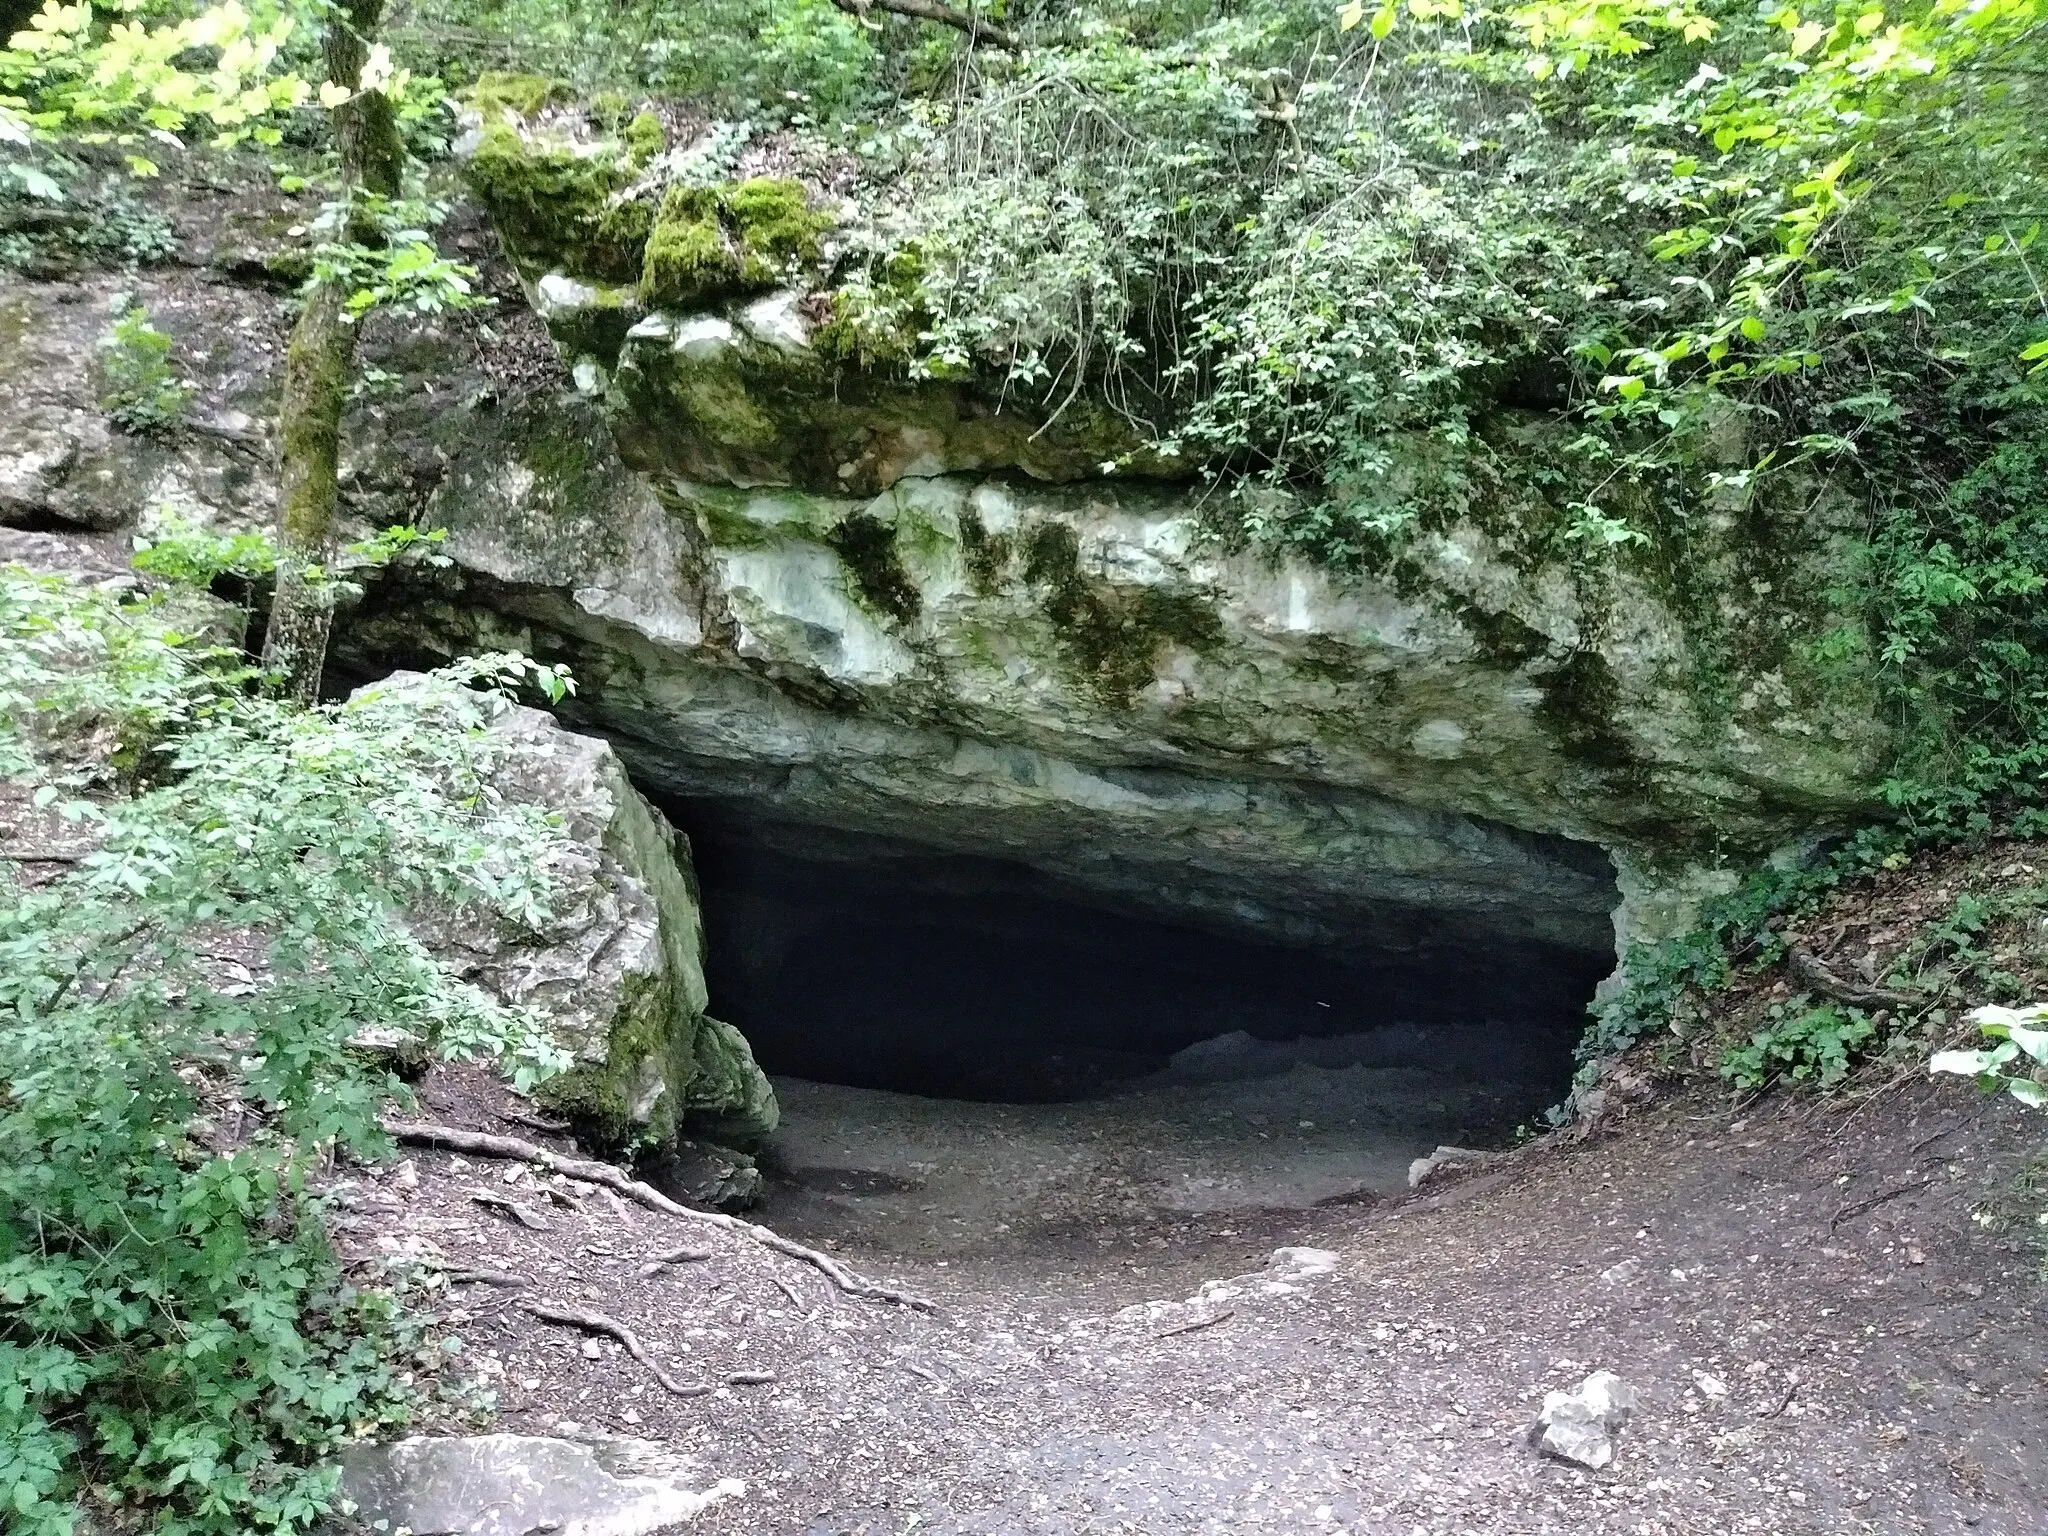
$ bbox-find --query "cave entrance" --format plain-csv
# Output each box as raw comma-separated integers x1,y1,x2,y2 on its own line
669,797,1616,1242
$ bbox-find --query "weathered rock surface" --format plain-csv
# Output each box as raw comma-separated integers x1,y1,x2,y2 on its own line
1114,1245,1342,1331
1531,1369,1639,1469
387,678,776,1155
335,1433,743,1535
1,163,1898,975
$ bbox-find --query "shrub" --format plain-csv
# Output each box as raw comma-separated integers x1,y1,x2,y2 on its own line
97,303,193,438
0,563,573,1535
1721,1001,1881,1093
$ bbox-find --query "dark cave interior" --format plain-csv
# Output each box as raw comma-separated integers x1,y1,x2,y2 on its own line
670,799,1615,1116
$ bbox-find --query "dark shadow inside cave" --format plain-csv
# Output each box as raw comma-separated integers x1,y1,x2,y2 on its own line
669,798,1615,1132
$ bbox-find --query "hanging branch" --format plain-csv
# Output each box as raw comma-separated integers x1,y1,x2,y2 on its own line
828,0,1020,51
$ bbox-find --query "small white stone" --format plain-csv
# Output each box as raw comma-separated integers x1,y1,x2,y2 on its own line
535,270,599,315
671,316,737,360
739,289,812,352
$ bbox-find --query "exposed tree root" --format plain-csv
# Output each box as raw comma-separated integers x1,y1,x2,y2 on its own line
384,1120,937,1312
520,1301,713,1398
1787,946,1921,1011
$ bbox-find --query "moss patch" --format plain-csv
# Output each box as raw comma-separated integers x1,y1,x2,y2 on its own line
639,178,829,311
534,973,698,1157
1023,519,1223,703
667,349,782,450
957,510,1013,595
725,178,830,279
624,110,667,164
463,124,645,282
463,71,566,119
828,512,922,623
640,185,741,309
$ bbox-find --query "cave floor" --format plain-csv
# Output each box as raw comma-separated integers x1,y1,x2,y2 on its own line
353,1062,2047,1536
756,1046,1545,1265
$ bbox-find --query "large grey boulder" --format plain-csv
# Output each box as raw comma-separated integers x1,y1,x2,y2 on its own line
382,678,777,1157
336,1434,743,1536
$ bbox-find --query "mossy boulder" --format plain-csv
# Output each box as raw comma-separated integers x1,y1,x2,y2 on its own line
388,688,775,1159
463,124,649,283
624,110,666,164
684,1017,779,1142
462,71,568,120
638,178,829,311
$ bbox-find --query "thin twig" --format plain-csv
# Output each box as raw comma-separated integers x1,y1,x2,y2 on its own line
1828,1178,1935,1233
1154,1309,1234,1339
1757,1374,1801,1418
386,1121,935,1311
520,1301,713,1398
444,1268,529,1288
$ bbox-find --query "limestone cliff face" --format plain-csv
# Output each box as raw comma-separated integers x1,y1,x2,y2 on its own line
358,250,1887,966
0,162,1891,977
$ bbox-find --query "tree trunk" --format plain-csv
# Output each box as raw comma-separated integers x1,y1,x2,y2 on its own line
260,0,402,702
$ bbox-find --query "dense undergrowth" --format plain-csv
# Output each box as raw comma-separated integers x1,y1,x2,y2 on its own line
0,555,574,1534
363,0,2048,836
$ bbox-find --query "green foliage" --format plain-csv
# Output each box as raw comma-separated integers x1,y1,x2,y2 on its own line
130,514,283,586
2,0,312,166
0,563,574,1535
305,193,482,318
391,0,892,120
1933,1004,2048,1109
1721,999,1879,1091
97,301,193,438
0,168,178,273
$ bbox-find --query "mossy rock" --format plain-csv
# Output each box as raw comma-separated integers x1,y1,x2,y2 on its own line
1022,519,1225,703
640,186,740,310
638,178,829,311
827,511,921,623
683,1017,780,1144
463,71,568,119
625,110,667,164
464,124,647,283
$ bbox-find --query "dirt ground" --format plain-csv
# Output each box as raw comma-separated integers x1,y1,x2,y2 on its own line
349,1051,2047,1536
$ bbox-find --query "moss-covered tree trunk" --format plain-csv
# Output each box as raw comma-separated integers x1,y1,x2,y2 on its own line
260,0,402,703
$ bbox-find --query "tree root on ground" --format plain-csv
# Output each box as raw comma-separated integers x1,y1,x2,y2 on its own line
1787,946,1921,1011
520,1301,713,1398
384,1120,936,1312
